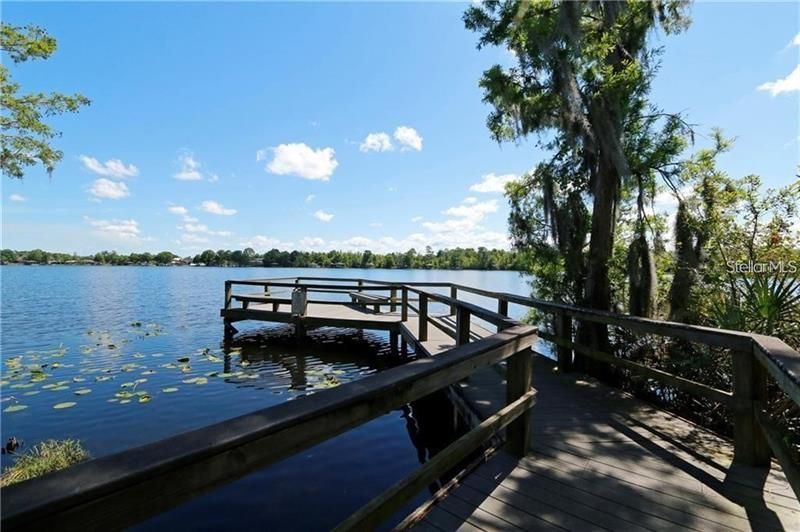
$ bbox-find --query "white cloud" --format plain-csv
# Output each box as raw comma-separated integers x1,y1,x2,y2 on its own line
9,194,27,202
299,236,326,250
790,33,800,48
201,200,237,216
359,132,394,152
264,143,338,181
393,126,423,151
469,172,518,193
84,217,142,241
757,65,800,96
306,194,316,203
180,233,209,244
239,235,294,252
174,153,203,181
314,210,334,222
178,222,231,237
411,216,423,223
168,206,188,216
208,173,219,183
443,199,498,222
463,197,478,204
79,155,139,179
89,178,130,200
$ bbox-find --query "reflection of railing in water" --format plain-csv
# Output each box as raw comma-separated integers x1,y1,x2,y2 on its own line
3,275,799,531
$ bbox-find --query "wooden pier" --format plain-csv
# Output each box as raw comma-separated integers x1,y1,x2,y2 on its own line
2,276,799,531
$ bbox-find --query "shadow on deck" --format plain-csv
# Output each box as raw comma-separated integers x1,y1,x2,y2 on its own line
417,358,800,531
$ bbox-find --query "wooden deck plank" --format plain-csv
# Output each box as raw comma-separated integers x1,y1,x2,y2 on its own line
410,356,799,531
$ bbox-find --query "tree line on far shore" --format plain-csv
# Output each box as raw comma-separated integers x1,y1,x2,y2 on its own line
0,246,529,271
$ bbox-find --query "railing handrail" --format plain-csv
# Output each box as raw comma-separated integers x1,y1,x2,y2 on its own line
1,306,537,530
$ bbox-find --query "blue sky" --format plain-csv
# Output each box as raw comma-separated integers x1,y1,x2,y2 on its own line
2,1,798,255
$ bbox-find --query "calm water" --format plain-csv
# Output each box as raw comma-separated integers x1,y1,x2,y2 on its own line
0,266,531,530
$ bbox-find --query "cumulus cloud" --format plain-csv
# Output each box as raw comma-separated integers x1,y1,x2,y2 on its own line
299,236,326,250
174,153,203,181
177,222,231,237
168,206,188,216
314,210,334,222
359,132,393,152
239,235,295,252
180,233,209,244
393,126,423,151
411,216,423,223
89,178,130,200
443,199,498,222
9,194,27,202
84,217,142,240
757,65,800,96
79,155,139,178
469,173,518,193
201,200,237,216
306,194,316,203
263,143,338,181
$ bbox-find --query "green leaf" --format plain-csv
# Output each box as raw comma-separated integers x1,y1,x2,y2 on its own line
53,402,76,409
161,387,179,393
74,388,92,396
4,404,28,413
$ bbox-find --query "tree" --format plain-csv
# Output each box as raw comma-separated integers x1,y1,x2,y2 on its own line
1,23,90,179
465,1,691,354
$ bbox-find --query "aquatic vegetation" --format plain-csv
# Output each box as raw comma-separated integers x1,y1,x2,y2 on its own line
53,402,76,409
162,387,179,393
0,439,89,487
4,404,28,413
73,389,91,396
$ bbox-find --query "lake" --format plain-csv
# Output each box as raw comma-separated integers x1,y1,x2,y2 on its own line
0,266,532,530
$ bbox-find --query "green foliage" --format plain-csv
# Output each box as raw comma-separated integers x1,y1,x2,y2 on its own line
1,23,90,179
0,439,89,487
1,247,526,271
465,0,692,318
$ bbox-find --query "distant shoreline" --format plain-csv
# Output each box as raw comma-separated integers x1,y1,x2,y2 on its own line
0,262,525,272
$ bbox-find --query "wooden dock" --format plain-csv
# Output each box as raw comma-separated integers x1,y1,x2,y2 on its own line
415,357,800,531
3,276,799,531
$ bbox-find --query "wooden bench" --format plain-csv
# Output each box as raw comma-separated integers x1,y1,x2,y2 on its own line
232,294,290,312
349,292,390,312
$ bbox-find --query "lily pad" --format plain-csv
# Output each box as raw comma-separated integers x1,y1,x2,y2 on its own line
138,394,152,403
23,390,40,396
162,387,179,393
141,370,156,376
4,404,28,413
194,377,208,385
119,399,131,404
74,388,92,396
115,391,133,399
53,402,77,409
50,385,69,391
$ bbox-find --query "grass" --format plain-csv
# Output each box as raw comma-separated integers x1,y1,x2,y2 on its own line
0,439,90,487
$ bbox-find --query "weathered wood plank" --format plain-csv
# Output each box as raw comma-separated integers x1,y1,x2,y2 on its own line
334,390,536,531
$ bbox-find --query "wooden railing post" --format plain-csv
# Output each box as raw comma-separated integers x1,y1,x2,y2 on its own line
264,282,270,296
732,349,770,466
390,287,397,313
224,281,232,309
497,298,508,317
506,347,533,456
419,293,428,341
456,307,470,346
556,313,573,373
358,279,363,292
401,287,408,322
450,286,458,315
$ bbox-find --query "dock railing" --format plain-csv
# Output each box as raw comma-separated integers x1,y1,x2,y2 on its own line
3,275,799,531
241,276,800,493
1,278,538,532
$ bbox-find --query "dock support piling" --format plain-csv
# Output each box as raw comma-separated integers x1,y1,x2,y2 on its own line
390,287,397,313
390,330,399,355
506,347,533,456
732,349,770,466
